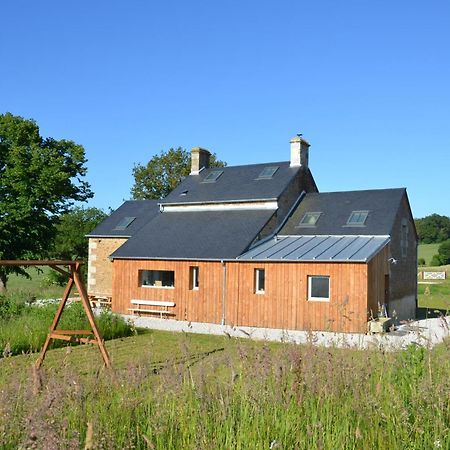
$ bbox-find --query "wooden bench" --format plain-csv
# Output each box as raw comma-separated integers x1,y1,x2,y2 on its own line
128,300,176,318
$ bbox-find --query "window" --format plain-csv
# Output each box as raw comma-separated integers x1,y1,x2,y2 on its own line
298,212,321,227
140,270,174,288
114,216,136,230
189,266,199,290
202,170,223,183
255,268,265,294
346,211,369,226
308,276,330,301
401,218,408,259
257,166,279,179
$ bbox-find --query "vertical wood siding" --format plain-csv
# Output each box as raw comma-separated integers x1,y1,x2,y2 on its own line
112,258,378,333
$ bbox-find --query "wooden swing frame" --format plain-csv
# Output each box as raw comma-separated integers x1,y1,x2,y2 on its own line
0,260,111,368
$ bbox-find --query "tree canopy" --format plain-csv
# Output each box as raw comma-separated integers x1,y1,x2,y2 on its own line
415,214,450,244
0,112,93,289
131,147,226,200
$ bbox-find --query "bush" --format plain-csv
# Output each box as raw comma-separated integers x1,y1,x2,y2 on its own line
430,255,442,266
437,239,450,265
418,257,426,266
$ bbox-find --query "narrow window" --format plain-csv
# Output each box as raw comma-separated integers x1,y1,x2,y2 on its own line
189,266,199,290
401,218,408,259
255,268,265,294
298,212,321,227
140,270,175,288
308,276,330,301
346,211,369,226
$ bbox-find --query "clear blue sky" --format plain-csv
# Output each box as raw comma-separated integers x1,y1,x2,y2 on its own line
1,0,449,218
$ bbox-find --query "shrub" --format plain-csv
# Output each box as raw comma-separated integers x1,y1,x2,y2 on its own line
437,239,450,265
430,255,442,266
418,257,426,266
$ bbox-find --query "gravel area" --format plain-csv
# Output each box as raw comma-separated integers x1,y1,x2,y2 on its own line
123,314,450,350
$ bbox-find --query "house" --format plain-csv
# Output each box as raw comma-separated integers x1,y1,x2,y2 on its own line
88,136,417,333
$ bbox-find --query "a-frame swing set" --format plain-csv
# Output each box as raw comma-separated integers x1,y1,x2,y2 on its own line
0,260,111,368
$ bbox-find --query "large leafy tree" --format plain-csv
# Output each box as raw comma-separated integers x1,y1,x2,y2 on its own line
131,147,226,200
415,214,450,243
0,113,93,290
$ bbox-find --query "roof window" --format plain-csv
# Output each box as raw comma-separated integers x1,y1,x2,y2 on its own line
257,166,279,179
202,170,223,183
298,212,321,227
114,216,136,230
346,211,369,226
180,190,188,196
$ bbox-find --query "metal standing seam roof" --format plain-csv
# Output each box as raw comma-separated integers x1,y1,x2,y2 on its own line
238,235,390,262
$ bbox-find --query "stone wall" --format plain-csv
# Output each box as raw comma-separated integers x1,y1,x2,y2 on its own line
87,237,127,296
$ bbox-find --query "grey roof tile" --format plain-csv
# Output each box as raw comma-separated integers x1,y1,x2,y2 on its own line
161,161,304,205
111,209,276,260
280,188,406,236
87,200,160,237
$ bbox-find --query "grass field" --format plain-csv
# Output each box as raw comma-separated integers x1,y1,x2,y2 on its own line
418,243,440,265
0,329,449,449
417,264,450,313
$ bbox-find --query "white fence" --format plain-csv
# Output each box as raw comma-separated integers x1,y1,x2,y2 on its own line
422,271,446,280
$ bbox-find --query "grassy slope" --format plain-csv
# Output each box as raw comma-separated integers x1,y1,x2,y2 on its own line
418,243,440,265
0,330,449,449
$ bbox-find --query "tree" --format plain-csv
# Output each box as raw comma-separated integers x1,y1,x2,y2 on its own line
415,214,450,244
131,147,226,200
51,207,107,260
0,113,93,290
435,239,450,266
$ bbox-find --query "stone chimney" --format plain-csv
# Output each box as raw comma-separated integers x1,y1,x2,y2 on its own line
290,135,310,168
190,147,211,175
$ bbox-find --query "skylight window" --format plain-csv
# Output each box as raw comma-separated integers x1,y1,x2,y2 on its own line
298,212,321,227
114,216,136,230
257,166,279,179
346,211,369,226
202,170,223,183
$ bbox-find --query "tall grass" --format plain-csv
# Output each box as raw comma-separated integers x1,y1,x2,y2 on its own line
0,332,448,449
0,292,133,357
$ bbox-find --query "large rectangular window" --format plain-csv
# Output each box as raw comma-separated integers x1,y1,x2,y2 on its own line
308,276,330,301
140,270,174,288
189,266,199,290
255,268,265,294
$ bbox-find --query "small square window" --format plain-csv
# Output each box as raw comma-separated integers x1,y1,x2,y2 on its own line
255,268,265,294
189,266,199,290
308,276,330,301
114,216,136,230
346,211,369,226
202,170,223,183
298,212,321,227
257,166,279,179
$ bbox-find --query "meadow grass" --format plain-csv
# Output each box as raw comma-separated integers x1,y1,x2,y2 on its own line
0,293,133,358
0,328,449,449
418,243,440,266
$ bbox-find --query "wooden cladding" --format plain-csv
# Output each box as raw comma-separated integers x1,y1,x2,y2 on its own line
112,258,381,333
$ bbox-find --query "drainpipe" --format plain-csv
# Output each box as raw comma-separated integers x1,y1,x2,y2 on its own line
221,260,227,325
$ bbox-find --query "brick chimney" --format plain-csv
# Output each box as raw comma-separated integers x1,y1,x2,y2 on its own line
190,147,211,175
290,135,310,168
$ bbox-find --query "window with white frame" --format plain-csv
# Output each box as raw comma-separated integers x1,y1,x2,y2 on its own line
255,268,265,294
140,270,174,288
308,276,330,301
189,266,199,290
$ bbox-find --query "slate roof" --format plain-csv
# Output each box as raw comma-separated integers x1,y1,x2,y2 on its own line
280,188,406,236
111,209,276,260
87,200,160,238
161,161,306,205
238,235,390,263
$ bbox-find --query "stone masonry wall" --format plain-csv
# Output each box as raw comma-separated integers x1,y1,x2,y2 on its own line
87,237,128,296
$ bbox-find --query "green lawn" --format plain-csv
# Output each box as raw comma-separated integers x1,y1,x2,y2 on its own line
418,243,440,265
417,264,450,312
